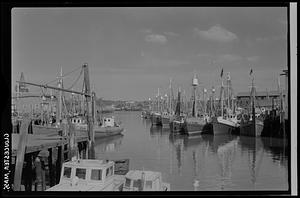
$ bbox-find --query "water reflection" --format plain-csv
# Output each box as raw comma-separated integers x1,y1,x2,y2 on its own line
94,112,288,191
261,137,288,164
94,134,124,152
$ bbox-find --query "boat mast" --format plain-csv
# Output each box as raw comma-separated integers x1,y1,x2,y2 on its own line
169,78,173,114
56,67,63,125
251,74,256,135
211,86,215,117
227,72,231,116
220,69,224,118
83,63,95,159
192,73,198,117
204,88,207,115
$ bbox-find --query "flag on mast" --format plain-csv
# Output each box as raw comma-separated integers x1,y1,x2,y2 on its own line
220,68,223,78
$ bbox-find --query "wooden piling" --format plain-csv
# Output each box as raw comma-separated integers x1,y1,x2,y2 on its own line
34,156,46,191
24,154,33,191
56,145,63,184
48,147,55,187
68,119,78,160
13,117,30,191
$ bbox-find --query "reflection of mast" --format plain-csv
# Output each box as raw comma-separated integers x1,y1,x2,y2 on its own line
217,137,238,189
247,139,264,189
175,139,184,175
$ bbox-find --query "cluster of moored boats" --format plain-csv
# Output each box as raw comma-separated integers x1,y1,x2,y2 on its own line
142,70,268,137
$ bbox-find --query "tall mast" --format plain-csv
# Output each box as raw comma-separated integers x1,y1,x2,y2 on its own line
56,67,63,125
169,78,173,114
227,72,231,114
83,63,95,159
192,74,198,117
251,74,256,135
204,88,207,115
157,88,160,112
221,71,224,118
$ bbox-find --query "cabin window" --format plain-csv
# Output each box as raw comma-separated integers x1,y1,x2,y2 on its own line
133,180,141,188
145,180,152,189
106,166,113,178
75,168,86,180
63,167,72,179
104,119,107,122
91,169,102,181
125,178,131,187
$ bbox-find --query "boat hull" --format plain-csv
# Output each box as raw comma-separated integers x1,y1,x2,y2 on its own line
94,126,124,139
151,114,162,126
212,118,239,135
240,120,264,137
161,116,170,128
170,120,185,133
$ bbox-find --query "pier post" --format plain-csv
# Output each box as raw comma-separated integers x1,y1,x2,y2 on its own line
56,144,63,184
34,156,46,191
13,117,30,191
48,148,55,187
68,118,78,160
24,154,33,191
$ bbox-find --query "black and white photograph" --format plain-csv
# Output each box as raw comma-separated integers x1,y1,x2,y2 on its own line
1,1,297,196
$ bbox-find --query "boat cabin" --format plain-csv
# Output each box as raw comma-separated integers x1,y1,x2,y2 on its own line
123,170,169,191
47,159,124,191
71,117,87,130
162,111,169,117
102,117,116,127
71,117,86,125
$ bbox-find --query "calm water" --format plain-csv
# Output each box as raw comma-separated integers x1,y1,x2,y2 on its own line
94,111,289,191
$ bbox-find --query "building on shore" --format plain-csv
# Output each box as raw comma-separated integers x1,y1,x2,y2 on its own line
236,90,286,111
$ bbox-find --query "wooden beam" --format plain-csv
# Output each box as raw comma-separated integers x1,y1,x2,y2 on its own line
16,80,91,97
13,117,30,191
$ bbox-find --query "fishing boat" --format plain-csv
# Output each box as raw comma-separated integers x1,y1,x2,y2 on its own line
151,111,162,126
46,159,125,191
170,88,186,133
212,71,240,135
212,113,240,135
94,116,124,139
240,71,264,137
123,170,170,191
184,74,211,136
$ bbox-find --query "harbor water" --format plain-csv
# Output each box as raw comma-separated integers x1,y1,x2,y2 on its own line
95,111,288,191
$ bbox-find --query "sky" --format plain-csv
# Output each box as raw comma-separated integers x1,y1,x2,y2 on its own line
12,7,288,101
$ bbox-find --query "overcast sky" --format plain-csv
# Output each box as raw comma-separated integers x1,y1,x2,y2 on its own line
12,7,288,101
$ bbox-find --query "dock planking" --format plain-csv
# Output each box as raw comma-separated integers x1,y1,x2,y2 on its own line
12,133,88,156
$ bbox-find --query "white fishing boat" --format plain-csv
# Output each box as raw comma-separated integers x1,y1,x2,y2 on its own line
46,159,125,191
123,170,170,191
94,116,124,139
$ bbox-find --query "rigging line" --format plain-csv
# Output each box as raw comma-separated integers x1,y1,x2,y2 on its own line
44,65,82,86
66,67,83,90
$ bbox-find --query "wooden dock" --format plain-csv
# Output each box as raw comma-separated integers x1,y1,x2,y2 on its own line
12,118,90,191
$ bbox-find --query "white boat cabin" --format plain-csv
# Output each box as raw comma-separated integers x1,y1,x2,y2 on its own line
47,159,124,191
123,170,170,191
102,117,117,127
162,111,169,117
71,117,87,130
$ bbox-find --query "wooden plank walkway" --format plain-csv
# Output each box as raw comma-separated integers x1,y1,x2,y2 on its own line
12,133,88,156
